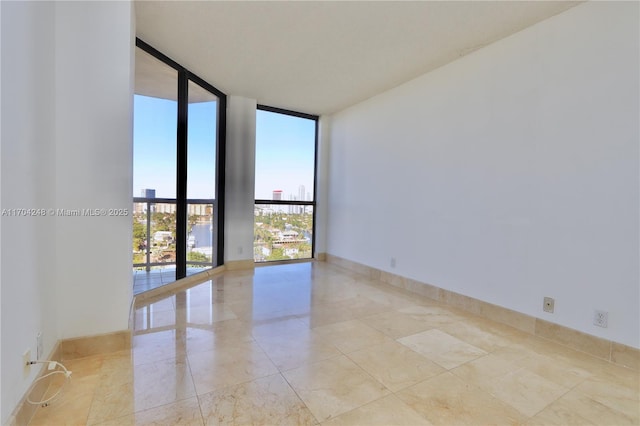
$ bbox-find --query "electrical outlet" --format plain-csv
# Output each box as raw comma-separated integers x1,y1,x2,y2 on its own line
37,332,43,360
23,349,31,377
543,297,554,313
594,310,608,328
390,257,396,268
237,246,243,255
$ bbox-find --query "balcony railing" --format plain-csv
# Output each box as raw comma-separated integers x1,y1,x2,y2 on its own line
133,198,216,272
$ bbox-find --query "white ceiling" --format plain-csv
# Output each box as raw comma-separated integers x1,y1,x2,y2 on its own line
134,1,579,116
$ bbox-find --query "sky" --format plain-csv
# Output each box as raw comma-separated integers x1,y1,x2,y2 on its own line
255,109,315,200
133,95,178,198
133,95,315,201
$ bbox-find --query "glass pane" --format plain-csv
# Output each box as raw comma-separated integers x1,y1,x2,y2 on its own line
149,203,177,265
254,205,313,262
186,203,214,274
133,47,178,199
255,110,316,201
187,80,217,200
133,201,148,266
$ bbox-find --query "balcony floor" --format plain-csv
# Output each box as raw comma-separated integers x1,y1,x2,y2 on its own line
133,266,209,295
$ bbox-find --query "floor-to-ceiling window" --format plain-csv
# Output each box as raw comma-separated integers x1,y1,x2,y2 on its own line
133,39,225,293
254,106,318,262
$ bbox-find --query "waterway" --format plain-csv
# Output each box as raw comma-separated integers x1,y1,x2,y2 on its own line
189,223,212,248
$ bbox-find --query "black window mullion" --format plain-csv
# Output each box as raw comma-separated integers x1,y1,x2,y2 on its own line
216,95,227,267
176,70,188,279
312,119,319,258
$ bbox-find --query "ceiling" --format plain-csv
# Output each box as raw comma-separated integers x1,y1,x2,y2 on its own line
134,1,579,116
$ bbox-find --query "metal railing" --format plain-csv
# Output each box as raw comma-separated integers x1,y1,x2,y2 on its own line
133,198,215,271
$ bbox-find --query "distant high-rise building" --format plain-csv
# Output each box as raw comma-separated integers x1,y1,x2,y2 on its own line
188,204,208,216
298,185,305,202
155,204,176,214
288,194,294,214
139,189,157,214
272,190,283,201
141,188,156,198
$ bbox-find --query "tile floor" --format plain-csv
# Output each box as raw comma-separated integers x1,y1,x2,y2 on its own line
32,262,639,425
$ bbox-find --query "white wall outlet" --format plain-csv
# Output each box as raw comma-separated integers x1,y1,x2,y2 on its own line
390,257,396,268
237,246,243,255
23,349,31,377
37,332,43,360
543,297,554,313
594,310,608,328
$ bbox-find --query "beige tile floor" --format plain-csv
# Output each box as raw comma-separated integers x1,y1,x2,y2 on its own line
30,262,639,425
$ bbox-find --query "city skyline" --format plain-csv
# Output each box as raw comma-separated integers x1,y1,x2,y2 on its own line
137,184,309,205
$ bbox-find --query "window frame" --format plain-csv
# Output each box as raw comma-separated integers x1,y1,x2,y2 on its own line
254,104,319,262
133,38,226,277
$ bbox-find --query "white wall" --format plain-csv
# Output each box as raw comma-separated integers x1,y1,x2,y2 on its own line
314,116,331,255
327,2,639,348
1,1,4,420
0,2,134,422
54,1,134,339
225,96,257,262
1,2,58,421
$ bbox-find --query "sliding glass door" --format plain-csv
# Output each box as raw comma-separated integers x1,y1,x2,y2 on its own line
133,39,225,289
